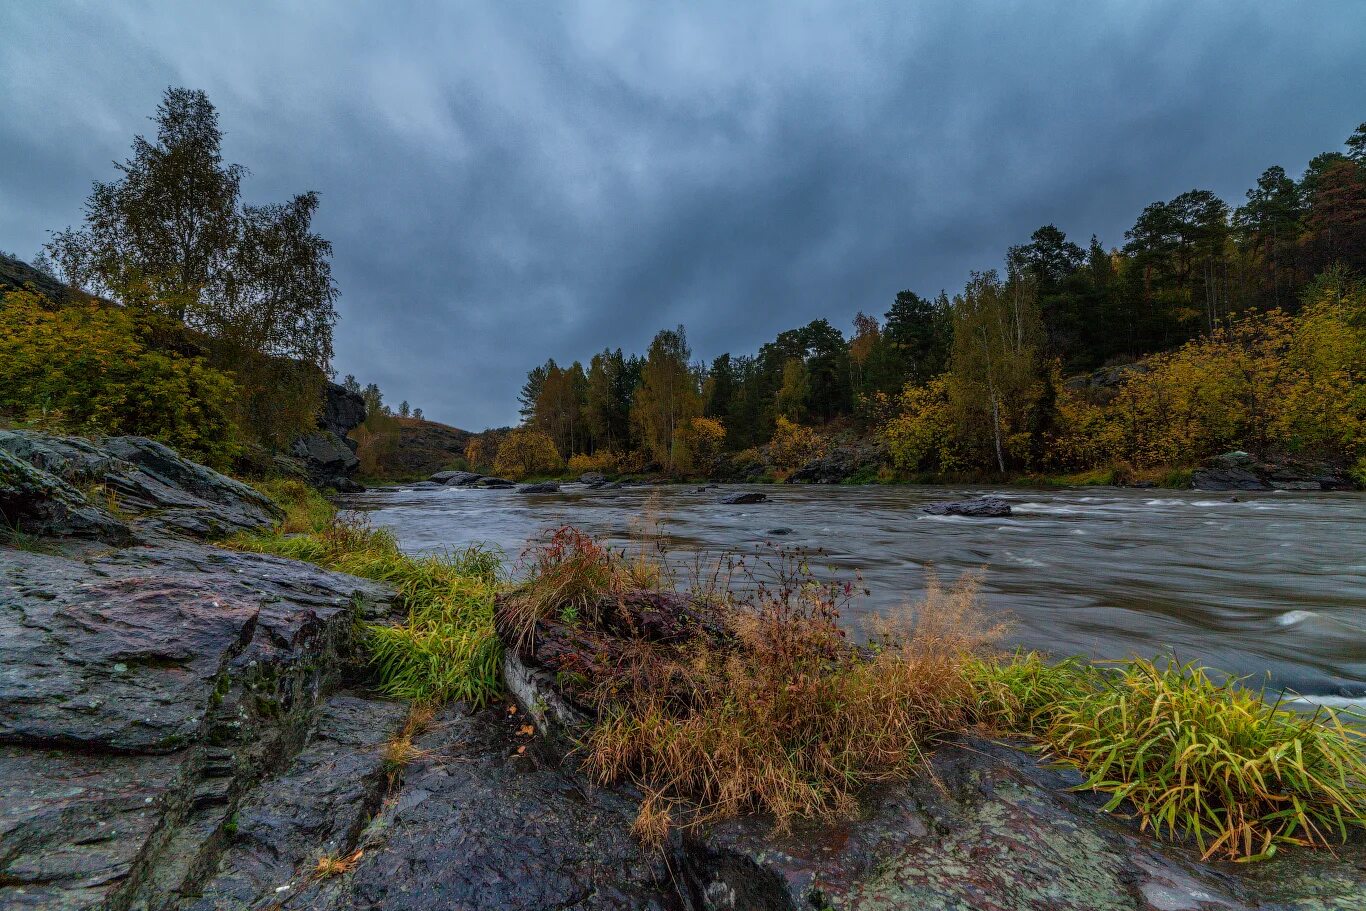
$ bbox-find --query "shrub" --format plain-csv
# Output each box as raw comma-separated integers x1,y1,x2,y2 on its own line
974,654,1366,861
465,431,505,472
568,451,621,475
880,376,964,474
0,291,239,467
675,416,726,475
493,428,562,479
768,416,825,471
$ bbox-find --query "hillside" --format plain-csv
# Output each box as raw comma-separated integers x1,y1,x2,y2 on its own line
354,415,472,481
0,251,77,303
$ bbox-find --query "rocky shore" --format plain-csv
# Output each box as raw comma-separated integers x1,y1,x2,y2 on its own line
2,432,1364,910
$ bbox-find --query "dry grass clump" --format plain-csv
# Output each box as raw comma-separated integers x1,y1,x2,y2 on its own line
562,545,1001,844
499,526,658,649
311,848,363,879
974,653,1366,861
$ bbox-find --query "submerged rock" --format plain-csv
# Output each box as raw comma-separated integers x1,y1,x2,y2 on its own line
924,496,1012,517
518,481,560,493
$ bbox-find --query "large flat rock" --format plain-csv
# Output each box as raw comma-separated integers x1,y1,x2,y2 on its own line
0,539,395,911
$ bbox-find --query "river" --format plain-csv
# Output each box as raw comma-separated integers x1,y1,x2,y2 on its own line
344,483,1366,701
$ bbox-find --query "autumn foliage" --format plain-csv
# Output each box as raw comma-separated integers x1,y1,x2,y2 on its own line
0,290,238,467
493,428,562,479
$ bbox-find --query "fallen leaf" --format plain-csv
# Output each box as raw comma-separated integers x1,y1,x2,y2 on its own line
518,724,535,736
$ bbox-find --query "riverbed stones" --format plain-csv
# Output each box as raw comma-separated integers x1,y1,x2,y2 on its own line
924,496,1012,517
1191,450,1353,491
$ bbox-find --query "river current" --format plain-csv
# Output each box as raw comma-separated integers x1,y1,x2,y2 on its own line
345,483,1366,701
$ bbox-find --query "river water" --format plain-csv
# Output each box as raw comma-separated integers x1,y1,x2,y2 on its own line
345,483,1366,700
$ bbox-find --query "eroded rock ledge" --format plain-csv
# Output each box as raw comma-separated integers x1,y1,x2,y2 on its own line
3,433,1364,910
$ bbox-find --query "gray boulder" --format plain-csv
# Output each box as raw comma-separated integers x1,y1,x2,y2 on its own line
433,470,481,486
518,481,560,493
1191,451,1354,492
0,431,279,541
320,381,367,443
1191,451,1270,491
720,491,768,505
0,447,131,542
924,497,1012,517
473,476,516,489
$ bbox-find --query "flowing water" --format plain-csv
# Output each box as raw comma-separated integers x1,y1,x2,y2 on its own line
345,483,1366,700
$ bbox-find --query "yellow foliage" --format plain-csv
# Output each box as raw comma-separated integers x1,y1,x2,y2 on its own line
0,291,238,467
493,428,562,479
880,376,964,474
464,432,504,472
675,416,726,475
768,416,824,471
568,451,621,475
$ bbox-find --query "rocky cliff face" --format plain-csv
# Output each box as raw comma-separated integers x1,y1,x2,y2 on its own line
289,382,368,491
2,433,1364,910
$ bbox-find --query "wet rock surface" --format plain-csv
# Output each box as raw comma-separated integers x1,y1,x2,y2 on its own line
924,496,1013,517
325,704,678,911
0,539,396,910
1191,451,1353,491
0,430,280,541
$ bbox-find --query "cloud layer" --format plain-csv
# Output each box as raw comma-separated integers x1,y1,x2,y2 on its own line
2,1,1362,428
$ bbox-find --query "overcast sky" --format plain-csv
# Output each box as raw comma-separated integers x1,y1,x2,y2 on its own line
2,2,1363,429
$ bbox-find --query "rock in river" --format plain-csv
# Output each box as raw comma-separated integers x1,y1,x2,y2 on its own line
924,496,1012,517
720,491,768,504
518,481,560,493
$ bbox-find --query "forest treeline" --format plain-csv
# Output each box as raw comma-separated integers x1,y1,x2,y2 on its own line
486,122,1366,483
0,89,338,469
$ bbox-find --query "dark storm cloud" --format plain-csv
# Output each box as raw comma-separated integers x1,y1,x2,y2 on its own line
2,2,1363,428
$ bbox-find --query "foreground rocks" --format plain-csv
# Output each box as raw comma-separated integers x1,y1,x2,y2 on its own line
5,433,1366,910
0,540,398,910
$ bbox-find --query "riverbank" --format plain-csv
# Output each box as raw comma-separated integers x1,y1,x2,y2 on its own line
3,431,1366,909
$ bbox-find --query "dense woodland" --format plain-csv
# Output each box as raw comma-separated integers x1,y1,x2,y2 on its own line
492,123,1366,483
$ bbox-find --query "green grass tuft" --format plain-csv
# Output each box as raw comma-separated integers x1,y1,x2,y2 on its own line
974,653,1366,861
231,484,504,706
